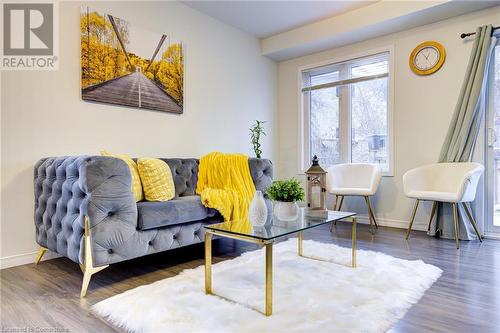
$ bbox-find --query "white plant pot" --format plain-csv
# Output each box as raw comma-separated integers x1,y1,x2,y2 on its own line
249,191,268,227
273,201,299,221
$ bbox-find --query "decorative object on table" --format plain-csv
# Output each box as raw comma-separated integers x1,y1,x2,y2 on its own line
326,163,382,233
249,120,266,158
249,190,268,228
305,155,327,217
93,238,442,333
80,7,183,113
266,178,304,221
403,162,484,249
409,41,446,75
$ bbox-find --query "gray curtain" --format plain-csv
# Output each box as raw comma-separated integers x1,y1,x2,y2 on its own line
430,25,497,240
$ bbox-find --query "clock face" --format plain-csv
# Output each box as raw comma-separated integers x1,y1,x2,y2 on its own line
409,41,446,75
414,46,440,71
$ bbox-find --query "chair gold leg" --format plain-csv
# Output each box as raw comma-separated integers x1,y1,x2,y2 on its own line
365,196,378,229
34,247,47,264
330,195,339,231
333,196,344,227
338,196,344,211
405,199,420,240
427,201,438,231
452,203,460,249
80,216,109,298
363,196,375,234
462,202,482,242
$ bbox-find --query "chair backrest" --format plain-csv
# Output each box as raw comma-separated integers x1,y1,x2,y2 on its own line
326,163,382,191
403,162,484,202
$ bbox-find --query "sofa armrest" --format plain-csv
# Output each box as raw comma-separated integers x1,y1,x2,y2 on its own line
82,156,138,266
34,156,137,266
248,158,273,192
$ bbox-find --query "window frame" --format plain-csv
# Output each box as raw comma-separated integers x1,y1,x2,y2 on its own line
298,46,395,176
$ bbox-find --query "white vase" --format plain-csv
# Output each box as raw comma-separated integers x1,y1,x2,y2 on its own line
249,191,268,227
274,201,299,221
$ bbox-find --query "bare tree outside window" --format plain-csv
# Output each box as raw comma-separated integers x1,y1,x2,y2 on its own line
304,52,391,172
310,87,340,166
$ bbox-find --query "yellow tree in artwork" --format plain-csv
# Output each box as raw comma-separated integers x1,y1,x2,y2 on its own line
156,43,184,106
80,11,130,88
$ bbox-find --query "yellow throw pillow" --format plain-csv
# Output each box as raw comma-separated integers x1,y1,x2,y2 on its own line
137,158,175,202
100,150,144,202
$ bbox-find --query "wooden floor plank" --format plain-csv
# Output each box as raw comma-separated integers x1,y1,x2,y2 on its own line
1,223,499,332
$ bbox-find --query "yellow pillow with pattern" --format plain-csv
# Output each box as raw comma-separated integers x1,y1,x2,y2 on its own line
137,158,175,202
100,150,143,202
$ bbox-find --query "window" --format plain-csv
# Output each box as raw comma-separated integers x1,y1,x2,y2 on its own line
486,38,500,234
301,50,393,174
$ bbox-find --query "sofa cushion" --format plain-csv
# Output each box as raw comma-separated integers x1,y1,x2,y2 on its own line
137,195,216,230
138,158,175,202
101,150,144,202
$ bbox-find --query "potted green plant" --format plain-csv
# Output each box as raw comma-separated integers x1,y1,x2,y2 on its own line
266,178,305,221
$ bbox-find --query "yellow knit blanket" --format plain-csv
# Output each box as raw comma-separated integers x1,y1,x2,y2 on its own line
196,152,256,232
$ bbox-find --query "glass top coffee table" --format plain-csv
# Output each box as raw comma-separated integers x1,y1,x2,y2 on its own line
203,208,357,316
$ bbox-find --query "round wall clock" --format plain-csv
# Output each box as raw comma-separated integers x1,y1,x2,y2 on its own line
409,41,446,75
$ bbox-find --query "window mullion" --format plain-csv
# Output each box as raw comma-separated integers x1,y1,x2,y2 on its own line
339,64,350,163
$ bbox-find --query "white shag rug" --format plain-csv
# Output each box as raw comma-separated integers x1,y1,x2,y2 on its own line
93,239,442,333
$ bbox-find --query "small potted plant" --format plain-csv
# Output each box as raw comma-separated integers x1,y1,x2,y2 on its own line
266,178,305,221
249,120,266,158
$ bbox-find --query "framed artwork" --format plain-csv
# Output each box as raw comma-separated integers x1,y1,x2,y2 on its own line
80,7,183,113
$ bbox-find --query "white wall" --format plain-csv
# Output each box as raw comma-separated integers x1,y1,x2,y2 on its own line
277,7,500,229
0,1,277,267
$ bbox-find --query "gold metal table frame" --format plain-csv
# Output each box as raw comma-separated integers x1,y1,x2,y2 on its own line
204,216,357,316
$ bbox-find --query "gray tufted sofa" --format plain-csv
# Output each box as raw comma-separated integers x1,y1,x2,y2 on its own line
34,156,273,296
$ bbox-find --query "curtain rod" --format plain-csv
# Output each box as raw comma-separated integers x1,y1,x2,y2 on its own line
460,26,499,39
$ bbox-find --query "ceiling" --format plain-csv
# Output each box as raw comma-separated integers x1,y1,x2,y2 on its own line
182,1,377,38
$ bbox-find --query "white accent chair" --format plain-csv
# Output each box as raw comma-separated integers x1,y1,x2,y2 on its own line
326,163,382,233
403,162,484,249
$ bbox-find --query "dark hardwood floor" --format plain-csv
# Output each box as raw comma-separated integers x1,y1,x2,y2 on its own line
1,223,499,332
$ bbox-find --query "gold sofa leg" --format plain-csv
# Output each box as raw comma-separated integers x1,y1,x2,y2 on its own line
405,199,420,240
80,216,108,298
35,247,47,264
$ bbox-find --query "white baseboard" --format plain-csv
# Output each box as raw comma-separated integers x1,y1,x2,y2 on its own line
484,233,500,240
351,214,428,232
0,250,61,270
